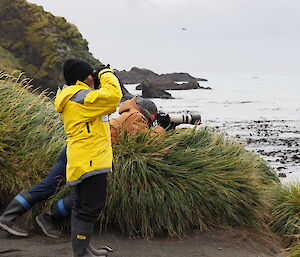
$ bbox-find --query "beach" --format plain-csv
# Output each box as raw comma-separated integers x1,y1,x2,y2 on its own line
0,228,286,257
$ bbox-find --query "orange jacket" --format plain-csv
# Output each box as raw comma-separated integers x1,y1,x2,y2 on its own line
110,97,166,145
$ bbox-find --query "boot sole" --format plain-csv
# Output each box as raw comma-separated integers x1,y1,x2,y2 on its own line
0,222,28,237
35,216,60,239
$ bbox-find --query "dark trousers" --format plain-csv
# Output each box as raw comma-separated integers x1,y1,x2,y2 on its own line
28,147,77,208
73,173,107,223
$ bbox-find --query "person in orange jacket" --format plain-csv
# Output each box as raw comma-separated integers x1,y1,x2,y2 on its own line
110,96,166,145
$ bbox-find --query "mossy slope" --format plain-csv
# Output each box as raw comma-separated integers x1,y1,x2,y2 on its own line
0,0,101,92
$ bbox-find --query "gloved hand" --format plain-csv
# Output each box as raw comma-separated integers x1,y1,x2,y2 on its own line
157,113,170,129
157,113,178,130
94,64,110,74
92,64,111,89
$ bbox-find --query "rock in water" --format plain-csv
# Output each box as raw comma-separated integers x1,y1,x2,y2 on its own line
140,80,174,99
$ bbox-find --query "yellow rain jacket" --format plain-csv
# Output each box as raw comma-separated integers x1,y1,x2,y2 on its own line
54,69,122,185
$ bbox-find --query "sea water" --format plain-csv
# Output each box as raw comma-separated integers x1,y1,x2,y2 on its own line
124,74,300,183
125,74,300,121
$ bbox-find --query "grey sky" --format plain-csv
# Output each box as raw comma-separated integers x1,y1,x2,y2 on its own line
28,0,300,77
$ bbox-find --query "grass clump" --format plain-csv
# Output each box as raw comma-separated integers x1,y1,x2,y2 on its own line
99,127,279,238
268,183,300,249
289,231,300,257
0,72,64,204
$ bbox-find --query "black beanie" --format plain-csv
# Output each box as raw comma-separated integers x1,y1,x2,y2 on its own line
63,59,93,85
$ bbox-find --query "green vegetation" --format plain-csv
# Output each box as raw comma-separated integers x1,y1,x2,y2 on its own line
99,127,279,238
0,0,101,92
289,235,300,257
0,72,64,203
268,183,300,246
0,46,24,73
267,183,300,257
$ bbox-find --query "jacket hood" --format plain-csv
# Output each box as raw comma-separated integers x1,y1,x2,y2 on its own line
118,96,142,114
54,81,90,113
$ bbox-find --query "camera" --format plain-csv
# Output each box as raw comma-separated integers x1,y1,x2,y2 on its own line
157,112,201,129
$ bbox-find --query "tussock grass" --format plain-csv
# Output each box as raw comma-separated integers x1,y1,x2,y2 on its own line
99,127,279,238
268,183,300,247
288,229,300,257
0,72,64,204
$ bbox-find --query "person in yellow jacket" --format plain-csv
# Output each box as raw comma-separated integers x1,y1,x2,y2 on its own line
55,58,122,257
0,95,165,248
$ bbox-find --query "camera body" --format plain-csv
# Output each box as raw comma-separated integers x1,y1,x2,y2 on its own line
157,112,201,129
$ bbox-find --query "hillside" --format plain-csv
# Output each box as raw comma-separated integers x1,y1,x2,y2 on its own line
0,0,101,92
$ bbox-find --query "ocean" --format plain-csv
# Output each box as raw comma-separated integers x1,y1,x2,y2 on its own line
124,74,300,183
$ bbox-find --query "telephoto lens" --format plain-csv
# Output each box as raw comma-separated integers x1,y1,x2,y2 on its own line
168,113,201,125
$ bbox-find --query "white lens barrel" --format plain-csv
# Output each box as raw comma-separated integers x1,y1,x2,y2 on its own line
168,114,201,125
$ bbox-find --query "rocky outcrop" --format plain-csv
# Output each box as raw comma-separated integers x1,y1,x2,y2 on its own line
114,67,207,84
0,0,101,92
136,80,210,90
119,81,134,101
140,80,174,99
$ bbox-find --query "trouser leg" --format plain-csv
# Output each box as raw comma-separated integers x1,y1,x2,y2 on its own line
28,146,67,201
72,174,108,257
0,146,67,237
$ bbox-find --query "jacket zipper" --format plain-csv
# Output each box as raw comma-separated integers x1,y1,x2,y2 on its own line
86,122,90,133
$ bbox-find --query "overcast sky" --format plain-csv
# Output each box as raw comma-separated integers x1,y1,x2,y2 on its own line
28,0,300,77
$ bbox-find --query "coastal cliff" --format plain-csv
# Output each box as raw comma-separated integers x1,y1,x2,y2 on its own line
0,0,100,92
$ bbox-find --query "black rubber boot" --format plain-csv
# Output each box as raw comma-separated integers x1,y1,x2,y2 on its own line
36,196,72,238
35,213,62,238
71,211,97,257
0,190,35,237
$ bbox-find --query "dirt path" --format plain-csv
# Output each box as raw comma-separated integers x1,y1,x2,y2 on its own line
0,228,287,257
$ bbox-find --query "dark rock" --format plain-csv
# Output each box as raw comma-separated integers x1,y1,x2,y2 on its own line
119,81,134,101
140,80,174,99
277,166,287,170
136,80,204,90
278,173,287,178
114,67,207,84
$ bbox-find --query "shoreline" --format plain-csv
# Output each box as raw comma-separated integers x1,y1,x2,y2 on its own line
206,118,300,183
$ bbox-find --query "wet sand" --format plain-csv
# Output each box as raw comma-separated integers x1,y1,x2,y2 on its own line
0,228,287,257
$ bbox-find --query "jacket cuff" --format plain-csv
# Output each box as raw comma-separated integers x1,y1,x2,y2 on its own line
98,68,113,79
